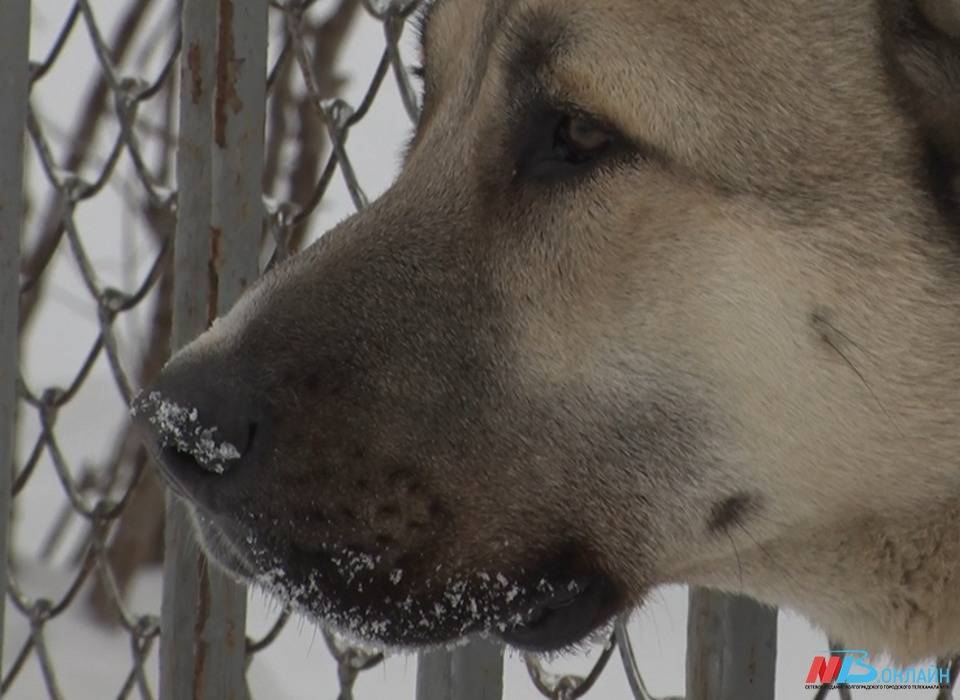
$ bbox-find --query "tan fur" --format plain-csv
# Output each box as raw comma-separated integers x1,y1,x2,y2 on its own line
139,0,960,660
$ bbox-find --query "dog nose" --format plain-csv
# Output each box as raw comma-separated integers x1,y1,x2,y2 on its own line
132,357,263,493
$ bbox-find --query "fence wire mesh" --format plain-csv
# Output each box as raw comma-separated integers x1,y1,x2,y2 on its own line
4,1,958,699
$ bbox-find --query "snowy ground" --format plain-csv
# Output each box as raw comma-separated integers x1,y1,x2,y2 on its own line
6,2,945,698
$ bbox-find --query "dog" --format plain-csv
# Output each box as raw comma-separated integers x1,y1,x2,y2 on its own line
134,0,960,663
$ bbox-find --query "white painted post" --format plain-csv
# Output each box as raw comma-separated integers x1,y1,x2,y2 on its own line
0,0,30,680
417,638,505,700
686,588,777,700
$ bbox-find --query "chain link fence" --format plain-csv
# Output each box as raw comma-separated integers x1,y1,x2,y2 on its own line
2,1,958,699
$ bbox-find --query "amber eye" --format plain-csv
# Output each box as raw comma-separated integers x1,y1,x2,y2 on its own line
555,115,613,163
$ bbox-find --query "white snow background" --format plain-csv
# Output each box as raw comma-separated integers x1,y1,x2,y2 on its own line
6,2,939,698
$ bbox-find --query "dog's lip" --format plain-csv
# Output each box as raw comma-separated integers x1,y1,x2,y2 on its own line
191,511,260,580
497,574,621,651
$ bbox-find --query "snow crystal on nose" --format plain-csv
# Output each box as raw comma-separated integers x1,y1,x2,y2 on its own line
132,390,242,474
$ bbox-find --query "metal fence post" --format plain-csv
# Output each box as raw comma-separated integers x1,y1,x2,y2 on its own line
161,0,266,698
0,0,30,680
686,588,777,700
160,0,217,697
204,0,267,691
417,638,504,700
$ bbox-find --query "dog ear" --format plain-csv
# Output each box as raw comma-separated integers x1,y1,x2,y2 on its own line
884,0,960,177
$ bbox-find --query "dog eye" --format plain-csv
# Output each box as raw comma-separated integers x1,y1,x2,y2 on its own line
514,109,623,182
555,115,613,163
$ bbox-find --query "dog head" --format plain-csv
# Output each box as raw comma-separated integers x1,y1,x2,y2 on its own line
136,0,960,655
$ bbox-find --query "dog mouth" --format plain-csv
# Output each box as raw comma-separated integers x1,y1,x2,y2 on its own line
498,573,622,651
160,499,625,652
186,516,625,652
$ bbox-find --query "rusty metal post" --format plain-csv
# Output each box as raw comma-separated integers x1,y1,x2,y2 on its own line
0,0,29,679
161,1,266,698
686,588,777,700
160,0,216,697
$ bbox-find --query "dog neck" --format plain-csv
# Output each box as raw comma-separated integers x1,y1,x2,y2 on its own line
696,499,960,664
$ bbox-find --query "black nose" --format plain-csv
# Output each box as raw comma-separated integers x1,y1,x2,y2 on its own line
132,356,263,502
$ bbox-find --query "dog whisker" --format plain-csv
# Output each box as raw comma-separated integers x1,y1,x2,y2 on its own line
813,313,906,441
